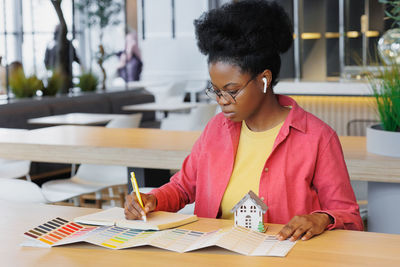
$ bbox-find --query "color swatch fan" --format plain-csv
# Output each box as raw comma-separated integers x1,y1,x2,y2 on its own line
22,217,97,247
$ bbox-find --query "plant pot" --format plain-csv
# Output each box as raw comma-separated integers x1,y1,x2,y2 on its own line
366,124,400,157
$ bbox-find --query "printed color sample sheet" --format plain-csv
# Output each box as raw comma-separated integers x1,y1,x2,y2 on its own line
22,218,296,257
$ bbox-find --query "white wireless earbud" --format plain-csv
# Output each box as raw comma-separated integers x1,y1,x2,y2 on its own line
262,77,267,93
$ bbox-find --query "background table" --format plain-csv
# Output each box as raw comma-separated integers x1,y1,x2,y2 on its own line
2,200,400,267
123,102,198,117
28,113,127,126
0,125,199,169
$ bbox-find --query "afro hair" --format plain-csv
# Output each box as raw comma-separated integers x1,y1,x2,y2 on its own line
194,0,293,86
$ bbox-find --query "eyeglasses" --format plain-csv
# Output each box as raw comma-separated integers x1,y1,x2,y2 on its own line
205,76,256,103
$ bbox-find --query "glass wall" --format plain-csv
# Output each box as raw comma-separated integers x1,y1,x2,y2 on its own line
0,0,125,97
0,0,75,96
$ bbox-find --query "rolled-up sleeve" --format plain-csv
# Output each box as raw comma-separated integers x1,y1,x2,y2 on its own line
312,132,364,231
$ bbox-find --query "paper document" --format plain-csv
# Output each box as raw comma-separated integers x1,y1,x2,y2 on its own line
22,217,296,257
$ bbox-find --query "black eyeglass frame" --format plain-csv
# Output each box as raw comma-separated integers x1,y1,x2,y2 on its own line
205,75,257,103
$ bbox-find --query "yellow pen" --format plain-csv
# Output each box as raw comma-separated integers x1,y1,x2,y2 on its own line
130,172,147,222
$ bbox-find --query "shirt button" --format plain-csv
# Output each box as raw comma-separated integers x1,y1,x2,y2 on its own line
264,168,269,172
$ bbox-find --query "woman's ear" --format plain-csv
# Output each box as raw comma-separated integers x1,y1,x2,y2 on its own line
261,70,272,93
262,77,268,93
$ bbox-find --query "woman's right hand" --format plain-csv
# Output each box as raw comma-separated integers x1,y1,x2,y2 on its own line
124,193,157,220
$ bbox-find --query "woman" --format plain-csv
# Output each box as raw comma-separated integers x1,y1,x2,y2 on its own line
125,0,363,241
117,31,143,82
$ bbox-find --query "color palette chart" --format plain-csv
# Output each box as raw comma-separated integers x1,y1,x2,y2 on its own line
149,228,219,253
23,217,97,247
22,218,296,257
215,226,296,256
84,226,157,249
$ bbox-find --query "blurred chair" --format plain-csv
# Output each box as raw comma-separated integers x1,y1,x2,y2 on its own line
40,114,143,208
346,119,379,136
0,129,31,181
0,159,31,181
148,80,187,103
0,179,48,203
161,103,218,131
185,80,207,103
105,113,142,128
41,163,128,207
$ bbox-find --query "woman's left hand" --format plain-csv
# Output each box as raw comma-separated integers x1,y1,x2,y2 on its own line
276,213,332,241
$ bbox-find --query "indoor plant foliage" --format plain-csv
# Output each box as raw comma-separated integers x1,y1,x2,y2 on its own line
42,71,63,96
368,61,400,132
78,72,99,92
9,69,44,98
379,0,400,27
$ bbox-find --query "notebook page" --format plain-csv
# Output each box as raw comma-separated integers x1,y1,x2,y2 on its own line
74,207,125,226
116,211,198,230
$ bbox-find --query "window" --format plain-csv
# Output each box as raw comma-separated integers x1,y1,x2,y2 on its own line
0,0,76,96
250,205,256,213
240,205,246,213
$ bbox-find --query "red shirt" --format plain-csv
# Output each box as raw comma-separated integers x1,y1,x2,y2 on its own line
152,95,363,231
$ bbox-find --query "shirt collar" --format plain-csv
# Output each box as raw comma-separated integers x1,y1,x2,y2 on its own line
223,94,307,134
277,94,307,134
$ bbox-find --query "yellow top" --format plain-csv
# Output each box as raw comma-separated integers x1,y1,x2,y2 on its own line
220,121,284,219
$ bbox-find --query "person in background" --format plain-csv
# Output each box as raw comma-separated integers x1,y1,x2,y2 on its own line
125,0,363,241
44,24,80,75
117,30,143,82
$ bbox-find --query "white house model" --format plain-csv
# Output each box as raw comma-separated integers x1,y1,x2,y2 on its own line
230,190,268,232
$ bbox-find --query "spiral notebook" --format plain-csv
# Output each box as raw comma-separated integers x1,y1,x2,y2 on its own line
73,207,198,230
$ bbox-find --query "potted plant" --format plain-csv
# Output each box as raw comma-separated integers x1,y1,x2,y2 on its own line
77,72,99,92
366,1,400,157
42,71,62,96
9,69,44,98
366,61,400,157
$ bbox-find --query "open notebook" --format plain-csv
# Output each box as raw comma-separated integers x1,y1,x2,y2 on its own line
73,207,198,230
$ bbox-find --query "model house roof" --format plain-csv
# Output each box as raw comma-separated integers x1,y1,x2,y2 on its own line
230,190,268,213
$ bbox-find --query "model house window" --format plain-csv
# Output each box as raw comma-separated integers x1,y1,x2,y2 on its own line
240,205,246,213
250,205,256,213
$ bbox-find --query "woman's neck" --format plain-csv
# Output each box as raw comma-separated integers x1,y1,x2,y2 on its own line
245,93,290,132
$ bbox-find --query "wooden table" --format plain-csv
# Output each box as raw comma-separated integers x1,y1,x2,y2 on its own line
123,102,198,117
2,200,400,267
0,125,199,169
28,113,127,126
